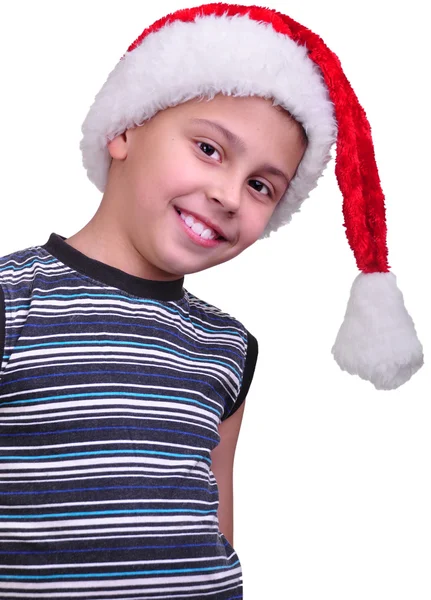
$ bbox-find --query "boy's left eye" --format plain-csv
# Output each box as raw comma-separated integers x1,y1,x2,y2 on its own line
197,142,221,161
248,180,271,197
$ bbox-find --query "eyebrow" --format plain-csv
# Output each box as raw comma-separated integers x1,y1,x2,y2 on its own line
261,163,291,186
189,118,291,185
190,118,247,152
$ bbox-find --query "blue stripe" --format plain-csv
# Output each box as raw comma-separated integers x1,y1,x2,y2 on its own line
0,508,217,519
0,448,210,462
4,304,30,311
0,560,240,580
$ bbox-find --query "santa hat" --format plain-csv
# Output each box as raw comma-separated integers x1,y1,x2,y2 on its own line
80,2,424,390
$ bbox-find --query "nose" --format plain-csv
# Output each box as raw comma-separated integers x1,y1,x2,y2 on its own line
207,175,242,215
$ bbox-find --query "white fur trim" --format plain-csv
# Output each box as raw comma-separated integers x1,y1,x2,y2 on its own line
332,272,424,390
80,12,337,236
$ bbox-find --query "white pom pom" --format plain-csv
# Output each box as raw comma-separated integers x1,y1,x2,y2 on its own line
332,272,424,390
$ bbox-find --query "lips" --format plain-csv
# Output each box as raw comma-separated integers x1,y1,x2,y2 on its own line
174,206,227,241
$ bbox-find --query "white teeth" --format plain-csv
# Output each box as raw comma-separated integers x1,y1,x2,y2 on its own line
178,209,219,241
201,228,215,240
191,222,204,235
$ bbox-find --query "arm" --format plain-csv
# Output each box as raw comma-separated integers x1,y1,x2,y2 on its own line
211,329,257,544
210,399,246,546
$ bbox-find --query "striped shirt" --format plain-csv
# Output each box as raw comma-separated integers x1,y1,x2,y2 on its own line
0,233,258,600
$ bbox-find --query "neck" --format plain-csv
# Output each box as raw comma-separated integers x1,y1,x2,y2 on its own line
65,198,181,282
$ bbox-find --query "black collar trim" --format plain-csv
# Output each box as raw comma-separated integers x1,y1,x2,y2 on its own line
42,233,185,301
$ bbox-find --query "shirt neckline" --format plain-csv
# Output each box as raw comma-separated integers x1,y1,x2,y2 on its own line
42,233,185,301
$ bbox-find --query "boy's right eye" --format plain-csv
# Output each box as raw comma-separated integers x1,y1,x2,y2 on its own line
197,142,222,162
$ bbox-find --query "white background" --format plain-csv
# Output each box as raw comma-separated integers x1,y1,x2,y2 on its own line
0,1,429,598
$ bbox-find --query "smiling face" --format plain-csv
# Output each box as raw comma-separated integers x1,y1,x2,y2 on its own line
104,94,307,280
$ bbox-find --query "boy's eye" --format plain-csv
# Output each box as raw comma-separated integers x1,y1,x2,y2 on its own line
197,141,221,161
248,180,271,197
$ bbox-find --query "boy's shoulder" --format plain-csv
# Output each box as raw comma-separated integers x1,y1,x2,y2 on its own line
0,240,49,271
183,287,252,340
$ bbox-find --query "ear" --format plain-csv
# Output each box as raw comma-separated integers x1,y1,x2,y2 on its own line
107,131,129,160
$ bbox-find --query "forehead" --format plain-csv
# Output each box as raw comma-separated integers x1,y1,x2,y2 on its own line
169,93,288,119
155,93,304,138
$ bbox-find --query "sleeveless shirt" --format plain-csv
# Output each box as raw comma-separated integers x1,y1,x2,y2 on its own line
0,233,258,599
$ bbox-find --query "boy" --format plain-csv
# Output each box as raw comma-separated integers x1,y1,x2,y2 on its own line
0,3,423,599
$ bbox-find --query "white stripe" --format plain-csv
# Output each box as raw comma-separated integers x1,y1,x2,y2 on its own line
0,524,217,539
0,466,206,478
1,455,209,471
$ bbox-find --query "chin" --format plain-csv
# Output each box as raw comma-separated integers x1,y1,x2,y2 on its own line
167,263,208,277
155,249,216,276
164,258,217,277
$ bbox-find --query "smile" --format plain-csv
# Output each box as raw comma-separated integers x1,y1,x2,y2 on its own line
174,207,227,248
178,210,218,240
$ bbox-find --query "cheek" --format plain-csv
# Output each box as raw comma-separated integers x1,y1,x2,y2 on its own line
239,203,275,245
138,152,202,196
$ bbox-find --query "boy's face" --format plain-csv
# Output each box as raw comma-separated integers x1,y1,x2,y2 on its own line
107,94,306,280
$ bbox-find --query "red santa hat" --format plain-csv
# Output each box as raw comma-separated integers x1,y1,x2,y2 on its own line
80,2,424,390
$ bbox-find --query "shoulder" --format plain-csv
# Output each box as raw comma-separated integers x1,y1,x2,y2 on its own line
184,287,258,363
183,289,259,421
0,241,57,312
0,242,49,376
184,288,248,331
0,241,52,277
